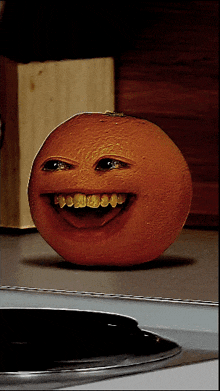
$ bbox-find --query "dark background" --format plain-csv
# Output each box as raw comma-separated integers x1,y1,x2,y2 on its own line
1,1,218,227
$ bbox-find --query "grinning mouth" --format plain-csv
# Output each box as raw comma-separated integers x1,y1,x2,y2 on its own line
45,193,135,229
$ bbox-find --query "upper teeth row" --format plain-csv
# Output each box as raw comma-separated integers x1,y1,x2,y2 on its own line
54,193,127,209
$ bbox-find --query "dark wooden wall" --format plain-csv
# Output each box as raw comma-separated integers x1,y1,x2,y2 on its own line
1,1,218,227
115,1,218,227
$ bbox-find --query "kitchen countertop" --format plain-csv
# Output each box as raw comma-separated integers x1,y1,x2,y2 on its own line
0,227,218,302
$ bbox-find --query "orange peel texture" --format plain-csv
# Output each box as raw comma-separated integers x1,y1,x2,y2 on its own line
28,113,192,266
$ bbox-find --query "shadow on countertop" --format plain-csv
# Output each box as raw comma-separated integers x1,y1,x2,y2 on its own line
21,255,196,272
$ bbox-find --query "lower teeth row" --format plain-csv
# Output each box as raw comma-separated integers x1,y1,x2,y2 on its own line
54,193,127,209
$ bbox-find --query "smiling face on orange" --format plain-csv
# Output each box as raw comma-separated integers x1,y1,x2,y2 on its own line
28,113,192,266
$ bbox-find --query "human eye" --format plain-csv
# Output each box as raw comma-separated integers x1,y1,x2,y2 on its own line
42,160,73,171
95,158,130,172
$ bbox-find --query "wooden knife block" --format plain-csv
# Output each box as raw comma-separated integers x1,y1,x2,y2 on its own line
0,56,115,228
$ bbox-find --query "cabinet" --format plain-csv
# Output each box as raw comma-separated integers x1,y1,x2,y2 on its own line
115,2,218,226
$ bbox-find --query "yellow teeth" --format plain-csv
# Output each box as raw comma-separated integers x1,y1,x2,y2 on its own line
117,193,126,204
73,193,87,208
55,193,127,209
86,195,101,208
54,195,59,205
100,194,109,207
58,195,66,208
109,194,118,208
66,195,74,207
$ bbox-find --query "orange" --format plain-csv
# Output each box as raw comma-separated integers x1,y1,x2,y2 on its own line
28,113,192,266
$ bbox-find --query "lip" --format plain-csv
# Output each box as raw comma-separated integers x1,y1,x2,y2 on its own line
41,192,136,230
